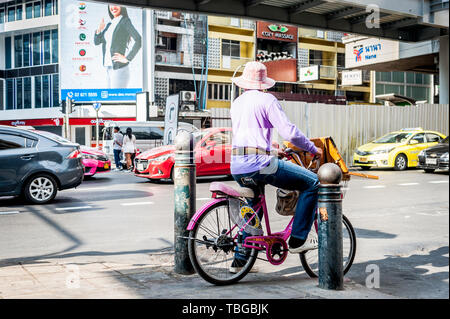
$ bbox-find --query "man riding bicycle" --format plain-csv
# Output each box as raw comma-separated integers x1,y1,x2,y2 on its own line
229,61,323,273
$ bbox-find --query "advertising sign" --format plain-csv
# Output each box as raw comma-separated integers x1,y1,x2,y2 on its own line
341,70,363,86
299,65,319,82
256,21,297,42
60,0,143,102
163,94,179,145
345,38,399,69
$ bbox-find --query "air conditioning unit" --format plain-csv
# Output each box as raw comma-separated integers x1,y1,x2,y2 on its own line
180,104,196,112
180,91,196,103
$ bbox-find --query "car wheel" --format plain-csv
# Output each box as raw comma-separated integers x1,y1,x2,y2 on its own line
170,167,175,183
424,168,435,173
394,154,408,171
24,174,58,204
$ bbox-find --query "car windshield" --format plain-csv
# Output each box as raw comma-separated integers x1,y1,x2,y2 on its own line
33,130,72,144
441,136,449,144
373,132,412,143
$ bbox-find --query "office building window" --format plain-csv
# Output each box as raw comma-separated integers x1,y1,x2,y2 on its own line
42,75,50,107
7,7,15,22
23,34,30,67
34,1,41,18
14,35,23,68
5,37,12,69
35,76,42,108
0,8,5,24
32,32,41,65
6,79,14,110
51,29,58,63
16,78,23,109
44,0,52,16
52,74,59,107
26,3,33,19
24,77,32,109
222,40,240,58
54,0,58,15
337,53,345,68
43,30,51,64
16,5,23,21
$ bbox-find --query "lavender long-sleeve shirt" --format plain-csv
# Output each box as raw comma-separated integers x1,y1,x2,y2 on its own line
230,90,318,175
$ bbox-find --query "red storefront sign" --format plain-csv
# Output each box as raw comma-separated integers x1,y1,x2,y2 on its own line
256,21,298,42
0,118,64,126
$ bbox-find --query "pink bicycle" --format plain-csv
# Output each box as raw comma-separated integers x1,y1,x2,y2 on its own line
186,148,356,285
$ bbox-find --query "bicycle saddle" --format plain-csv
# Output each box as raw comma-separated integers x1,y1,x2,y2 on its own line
209,182,255,199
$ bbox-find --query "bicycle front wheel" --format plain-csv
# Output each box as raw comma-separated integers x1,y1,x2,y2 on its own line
188,199,258,285
299,214,356,278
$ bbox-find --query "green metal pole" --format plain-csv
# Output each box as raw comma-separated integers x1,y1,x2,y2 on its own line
173,131,196,274
317,163,344,290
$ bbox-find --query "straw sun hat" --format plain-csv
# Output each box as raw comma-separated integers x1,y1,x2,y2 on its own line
231,61,276,90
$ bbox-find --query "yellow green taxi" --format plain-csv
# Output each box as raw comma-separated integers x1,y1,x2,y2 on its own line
353,128,447,170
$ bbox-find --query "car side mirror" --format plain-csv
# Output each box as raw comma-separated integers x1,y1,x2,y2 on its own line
409,140,419,145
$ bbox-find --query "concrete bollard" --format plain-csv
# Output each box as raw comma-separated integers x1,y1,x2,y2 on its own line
317,163,344,290
173,131,196,274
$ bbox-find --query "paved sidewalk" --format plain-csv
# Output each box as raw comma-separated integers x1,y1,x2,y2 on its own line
0,250,397,299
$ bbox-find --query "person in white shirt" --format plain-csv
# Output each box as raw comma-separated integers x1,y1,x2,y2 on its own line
112,127,124,170
122,127,137,170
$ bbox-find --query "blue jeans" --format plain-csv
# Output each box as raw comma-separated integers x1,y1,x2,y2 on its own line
113,149,122,169
232,158,319,260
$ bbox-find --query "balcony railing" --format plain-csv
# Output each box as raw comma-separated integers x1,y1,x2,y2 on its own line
299,28,344,42
217,56,253,71
208,16,255,29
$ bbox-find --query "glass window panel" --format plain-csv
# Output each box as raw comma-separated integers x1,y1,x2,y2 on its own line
26,3,33,19
5,37,12,69
52,74,59,107
16,5,22,20
415,73,423,84
16,78,23,109
6,79,14,110
392,71,404,83
42,75,50,107
208,84,212,100
8,7,15,22
14,35,23,68
406,72,415,84
219,85,223,100
380,72,391,82
423,74,431,85
23,34,30,67
51,29,58,63
222,40,230,56
34,1,41,18
224,85,229,100
24,77,32,109
231,43,240,58
32,32,41,65
43,30,51,64
0,134,26,149
376,83,384,95
44,0,52,16
35,76,42,108
54,0,58,15
1,9,5,24
213,84,218,100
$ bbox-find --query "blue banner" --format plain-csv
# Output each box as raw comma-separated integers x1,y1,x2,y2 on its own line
61,89,142,102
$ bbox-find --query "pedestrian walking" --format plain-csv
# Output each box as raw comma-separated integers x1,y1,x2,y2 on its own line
122,127,137,170
112,126,123,170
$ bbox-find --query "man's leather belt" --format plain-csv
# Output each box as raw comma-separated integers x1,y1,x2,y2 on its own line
232,147,276,156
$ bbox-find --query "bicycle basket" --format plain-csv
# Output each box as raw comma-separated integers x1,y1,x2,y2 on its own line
275,188,299,216
228,198,263,236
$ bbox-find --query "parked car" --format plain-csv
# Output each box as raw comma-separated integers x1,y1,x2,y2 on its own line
80,146,111,177
134,127,232,181
418,136,449,173
0,126,84,204
353,128,446,170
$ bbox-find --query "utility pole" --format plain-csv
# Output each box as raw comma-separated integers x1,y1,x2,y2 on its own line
93,103,102,149
65,97,71,140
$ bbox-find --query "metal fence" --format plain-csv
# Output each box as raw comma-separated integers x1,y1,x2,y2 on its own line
211,103,449,165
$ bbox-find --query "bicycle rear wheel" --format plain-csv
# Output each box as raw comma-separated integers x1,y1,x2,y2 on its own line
299,214,356,278
188,199,258,285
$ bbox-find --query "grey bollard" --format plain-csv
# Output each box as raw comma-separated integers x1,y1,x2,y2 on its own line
173,131,196,274
317,163,344,290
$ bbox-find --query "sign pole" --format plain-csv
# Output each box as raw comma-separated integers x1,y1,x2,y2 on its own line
93,103,102,149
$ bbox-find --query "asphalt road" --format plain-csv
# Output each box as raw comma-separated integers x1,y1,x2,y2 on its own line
0,168,448,298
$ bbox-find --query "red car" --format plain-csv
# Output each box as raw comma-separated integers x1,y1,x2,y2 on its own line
134,127,232,181
81,146,111,177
